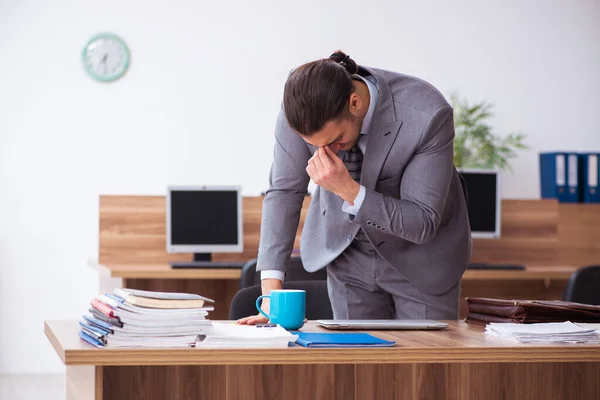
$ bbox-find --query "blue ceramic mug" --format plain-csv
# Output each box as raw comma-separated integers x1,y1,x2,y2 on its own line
256,289,306,330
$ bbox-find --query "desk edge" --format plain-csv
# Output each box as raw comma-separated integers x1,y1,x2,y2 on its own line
59,347,600,366
44,321,66,364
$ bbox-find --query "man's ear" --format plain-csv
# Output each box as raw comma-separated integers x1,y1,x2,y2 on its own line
348,94,362,117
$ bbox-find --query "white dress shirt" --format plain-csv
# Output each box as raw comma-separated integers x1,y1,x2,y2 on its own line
261,74,380,282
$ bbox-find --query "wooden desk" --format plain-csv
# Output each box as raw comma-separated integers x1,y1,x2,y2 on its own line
98,196,597,320
46,320,600,400
95,262,577,319
99,263,577,281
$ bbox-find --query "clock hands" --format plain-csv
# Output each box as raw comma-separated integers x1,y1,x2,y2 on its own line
100,53,108,75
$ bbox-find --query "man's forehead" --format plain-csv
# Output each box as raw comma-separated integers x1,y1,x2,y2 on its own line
300,122,342,147
301,132,339,147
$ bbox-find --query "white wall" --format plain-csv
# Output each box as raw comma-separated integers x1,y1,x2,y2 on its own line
0,0,599,374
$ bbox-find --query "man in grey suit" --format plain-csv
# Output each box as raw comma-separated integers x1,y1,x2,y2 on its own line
239,51,471,324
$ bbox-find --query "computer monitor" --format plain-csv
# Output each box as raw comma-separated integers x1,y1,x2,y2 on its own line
166,185,243,261
458,169,501,239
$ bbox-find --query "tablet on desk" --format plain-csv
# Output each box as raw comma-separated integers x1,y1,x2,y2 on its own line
316,319,449,330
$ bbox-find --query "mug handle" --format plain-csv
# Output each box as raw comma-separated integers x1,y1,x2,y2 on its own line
255,295,271,320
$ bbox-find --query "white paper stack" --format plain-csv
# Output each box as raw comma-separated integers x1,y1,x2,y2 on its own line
485,321,600,343
195,322,298,349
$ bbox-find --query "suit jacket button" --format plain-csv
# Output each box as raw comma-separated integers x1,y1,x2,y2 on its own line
366,220,372,226
347,235,352,242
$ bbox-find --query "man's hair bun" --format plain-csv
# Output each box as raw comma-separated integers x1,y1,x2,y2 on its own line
329,50,358,75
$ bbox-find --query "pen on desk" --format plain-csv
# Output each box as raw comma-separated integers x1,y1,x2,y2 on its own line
256,323,277,328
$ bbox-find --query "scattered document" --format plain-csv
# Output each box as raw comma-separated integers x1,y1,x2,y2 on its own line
485,321,600,343
195,322,298,349
574,323,600,331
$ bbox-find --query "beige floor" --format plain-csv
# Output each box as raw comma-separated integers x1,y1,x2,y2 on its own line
0,374,65,400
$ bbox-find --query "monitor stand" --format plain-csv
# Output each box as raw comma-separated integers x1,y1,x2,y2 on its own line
169,253,244,269
193,253,212,262
467,263,525,270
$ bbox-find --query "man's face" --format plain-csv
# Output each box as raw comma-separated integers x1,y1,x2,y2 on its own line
300,116,361,154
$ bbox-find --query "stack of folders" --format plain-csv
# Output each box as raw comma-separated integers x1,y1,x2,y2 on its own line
539,152,600,203
79,288,214,348
484,321,600,344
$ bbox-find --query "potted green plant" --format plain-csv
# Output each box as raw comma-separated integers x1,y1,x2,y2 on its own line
451,94,527,171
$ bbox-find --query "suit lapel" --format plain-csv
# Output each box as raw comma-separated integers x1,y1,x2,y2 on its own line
361,121,402,190
358,67,403,190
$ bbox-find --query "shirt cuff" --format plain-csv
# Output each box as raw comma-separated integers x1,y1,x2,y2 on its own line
342,185,366,215
260,270,285,281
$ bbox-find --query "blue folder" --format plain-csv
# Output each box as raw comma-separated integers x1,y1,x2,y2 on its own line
580,153,600,203
82,315,114,334
79,331,104,348
79,320,111,336
294,332,395,348
539,152,580,202
105,292,125,303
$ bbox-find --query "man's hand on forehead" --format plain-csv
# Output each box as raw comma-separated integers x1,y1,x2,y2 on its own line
306,147,360,205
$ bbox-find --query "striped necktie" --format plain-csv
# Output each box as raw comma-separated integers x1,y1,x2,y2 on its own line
344,143,364,182
344,135,371,246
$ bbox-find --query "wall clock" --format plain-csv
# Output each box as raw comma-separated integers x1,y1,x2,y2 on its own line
81,33,130,82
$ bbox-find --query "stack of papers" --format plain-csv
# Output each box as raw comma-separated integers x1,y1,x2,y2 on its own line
195,322,298,349
79,288,214,348
485,321,600,343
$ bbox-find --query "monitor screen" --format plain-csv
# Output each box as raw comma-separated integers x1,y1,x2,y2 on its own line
166,186,243,253
459,170,501,238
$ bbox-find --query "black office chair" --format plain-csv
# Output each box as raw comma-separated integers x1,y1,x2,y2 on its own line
229,280,333,320
563,265,600,305
239,257,327,289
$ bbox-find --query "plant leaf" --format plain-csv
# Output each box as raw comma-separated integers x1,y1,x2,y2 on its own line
451,95,527,170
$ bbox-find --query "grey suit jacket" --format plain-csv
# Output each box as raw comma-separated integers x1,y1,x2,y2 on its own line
256,66,472,295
